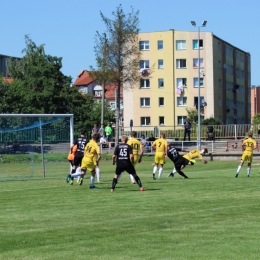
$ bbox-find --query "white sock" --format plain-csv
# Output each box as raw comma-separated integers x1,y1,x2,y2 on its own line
247,168,251,176
153,166,157,174
158,168,163,179
90,176,95,187
71,172,81,178
237,165,242,173
96,167,100,181
117,172,123,182
172,167,177,174
130,174,135,182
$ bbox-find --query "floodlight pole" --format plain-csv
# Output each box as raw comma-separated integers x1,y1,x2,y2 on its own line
191,21,207,150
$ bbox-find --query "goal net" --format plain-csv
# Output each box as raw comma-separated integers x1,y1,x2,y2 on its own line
0,114,73,181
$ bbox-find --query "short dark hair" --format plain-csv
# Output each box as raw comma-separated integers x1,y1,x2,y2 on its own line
92,133,99,141
131,131,137,137
81,128,86,135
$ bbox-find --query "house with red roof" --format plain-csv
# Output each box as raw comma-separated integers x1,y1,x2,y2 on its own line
73,70,124,125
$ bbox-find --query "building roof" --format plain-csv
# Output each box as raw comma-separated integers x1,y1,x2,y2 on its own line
73,70,123,99
73,70,95,86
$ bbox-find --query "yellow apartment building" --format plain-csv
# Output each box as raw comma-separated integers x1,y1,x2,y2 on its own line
123,30,251,129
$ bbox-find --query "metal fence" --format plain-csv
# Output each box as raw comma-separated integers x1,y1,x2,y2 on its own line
119,124,257,140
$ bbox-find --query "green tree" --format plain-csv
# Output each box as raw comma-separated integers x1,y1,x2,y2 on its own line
252,113,260,125
93,5,142,145
3,35,114,131
185,107,199,125
202,117,222,125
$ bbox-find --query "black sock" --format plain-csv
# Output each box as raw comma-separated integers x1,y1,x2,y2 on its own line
178,171,188,178
134,175,142,188
111,178,117,190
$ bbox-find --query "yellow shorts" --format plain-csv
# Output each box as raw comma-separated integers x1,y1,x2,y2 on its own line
81,158,95,172
154,152,165,165
241,152,253,163
132,154,139,167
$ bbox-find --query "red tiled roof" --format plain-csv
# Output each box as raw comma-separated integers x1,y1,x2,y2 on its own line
73,70,123,99
73,70,95,86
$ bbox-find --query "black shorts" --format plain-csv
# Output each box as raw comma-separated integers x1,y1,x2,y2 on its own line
74,154,84,167
115,164,136,176
171,156,190,171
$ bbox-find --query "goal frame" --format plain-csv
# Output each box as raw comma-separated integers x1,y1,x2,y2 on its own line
0,114,74,178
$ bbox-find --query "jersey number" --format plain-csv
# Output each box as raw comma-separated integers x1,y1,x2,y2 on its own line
119,149,127,156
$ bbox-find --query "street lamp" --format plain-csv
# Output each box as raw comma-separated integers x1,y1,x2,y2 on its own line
191,20,207,150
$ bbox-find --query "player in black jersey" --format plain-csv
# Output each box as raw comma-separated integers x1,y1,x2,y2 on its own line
167,143,193,178
111,135,146,192
67,128,88,183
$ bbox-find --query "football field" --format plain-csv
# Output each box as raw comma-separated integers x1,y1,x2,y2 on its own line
1,157,260,260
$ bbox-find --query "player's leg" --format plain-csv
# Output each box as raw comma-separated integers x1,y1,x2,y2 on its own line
152,157,158,180
235,155,245,177
95,165,101,182
89,168,98,188
111,167,122,192
130,156,138,184
129,166,145,191
246,155,252,177
168,166,177,177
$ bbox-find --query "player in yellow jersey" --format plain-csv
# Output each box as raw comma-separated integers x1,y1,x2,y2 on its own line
79,133,101,188
235,131,257,178
126,131,143,184
151,132,168,180
168,148,208,177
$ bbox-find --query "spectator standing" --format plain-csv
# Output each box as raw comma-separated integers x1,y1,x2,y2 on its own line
148,134,156,146
105,123,113,146
99,124,104,138
184,118,191,141
92,124,99,135
140,134,147,147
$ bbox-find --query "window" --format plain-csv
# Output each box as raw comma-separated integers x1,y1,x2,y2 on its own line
178,116,186,125
159,117,165,125
193,58,204,68
194,96,205,109
140,41,149,50
177,78,187,87
140,79,150,88
110,102,116,110
158,59,164,69
140,98,150,107
159,97,164,106
141,117,150,126
158,78,164,88
193,39,203,49
95,90,102,96
176,40,186,50
176,59,186,68
158,40,163,50
218,42,221,52
193,77,204,88
140,60,150,69
177,97,187,106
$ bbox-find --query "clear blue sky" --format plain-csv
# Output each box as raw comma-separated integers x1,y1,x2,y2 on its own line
1,0,259,85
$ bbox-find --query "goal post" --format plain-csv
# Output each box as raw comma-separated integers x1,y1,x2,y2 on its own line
0,114,74,181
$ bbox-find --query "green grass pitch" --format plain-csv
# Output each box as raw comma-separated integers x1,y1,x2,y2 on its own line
1,157,260,260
